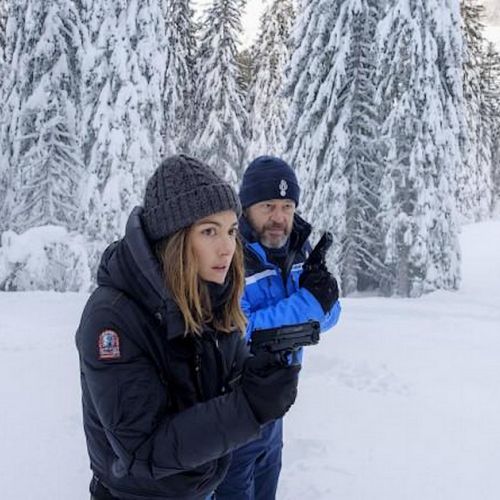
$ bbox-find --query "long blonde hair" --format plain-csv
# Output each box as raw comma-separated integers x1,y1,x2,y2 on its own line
156,227,247,335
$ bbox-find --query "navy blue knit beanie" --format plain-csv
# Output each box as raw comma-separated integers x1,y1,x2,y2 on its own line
239,156,300,209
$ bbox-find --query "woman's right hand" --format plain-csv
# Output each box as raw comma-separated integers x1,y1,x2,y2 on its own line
240,352,301,424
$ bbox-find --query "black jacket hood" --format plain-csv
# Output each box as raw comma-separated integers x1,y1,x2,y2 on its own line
96,206,185,339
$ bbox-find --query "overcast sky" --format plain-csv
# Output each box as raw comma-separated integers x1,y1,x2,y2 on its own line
240,0,266,47
483,0,500,25
194,0,266,48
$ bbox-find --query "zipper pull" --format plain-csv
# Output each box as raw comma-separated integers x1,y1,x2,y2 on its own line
194,354,201,372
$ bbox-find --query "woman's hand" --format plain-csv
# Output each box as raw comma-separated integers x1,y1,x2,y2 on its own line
240,352,301,424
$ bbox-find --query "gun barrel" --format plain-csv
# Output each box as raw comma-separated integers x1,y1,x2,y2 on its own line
250,321,320,354
304,231,333,268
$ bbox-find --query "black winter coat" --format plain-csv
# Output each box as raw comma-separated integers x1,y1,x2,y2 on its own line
75,208,261,500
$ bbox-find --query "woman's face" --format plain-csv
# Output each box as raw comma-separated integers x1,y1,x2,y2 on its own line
189,210,239,284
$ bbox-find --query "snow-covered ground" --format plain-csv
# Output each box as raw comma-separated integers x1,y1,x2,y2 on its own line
1,219,499,500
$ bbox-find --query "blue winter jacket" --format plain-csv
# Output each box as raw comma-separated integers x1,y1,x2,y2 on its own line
239,214,341,358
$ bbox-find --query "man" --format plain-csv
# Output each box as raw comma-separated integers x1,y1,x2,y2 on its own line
215,156,341,499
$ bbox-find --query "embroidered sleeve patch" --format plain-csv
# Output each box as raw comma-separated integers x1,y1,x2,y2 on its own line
98,330,121,360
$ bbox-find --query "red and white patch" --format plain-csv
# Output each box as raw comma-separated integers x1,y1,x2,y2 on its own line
98,330,121,360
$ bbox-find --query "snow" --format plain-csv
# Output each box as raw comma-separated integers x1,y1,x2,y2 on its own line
1,219,500,499
0,226,91,292
484,25,500,53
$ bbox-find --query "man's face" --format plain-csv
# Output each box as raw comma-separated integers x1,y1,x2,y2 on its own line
246,199,296,249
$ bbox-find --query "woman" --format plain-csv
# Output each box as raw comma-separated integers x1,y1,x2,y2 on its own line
75,155,300,500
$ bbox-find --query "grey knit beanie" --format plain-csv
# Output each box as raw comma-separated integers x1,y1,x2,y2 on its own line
142,155,241,241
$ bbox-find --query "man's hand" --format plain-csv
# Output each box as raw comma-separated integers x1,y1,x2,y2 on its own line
241,352,300,424
299,267,339,313
301,232,333,275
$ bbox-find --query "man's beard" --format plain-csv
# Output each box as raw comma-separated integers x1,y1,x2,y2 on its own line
259,222,291,249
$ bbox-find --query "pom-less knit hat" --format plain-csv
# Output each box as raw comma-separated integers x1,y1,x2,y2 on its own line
239,156,300,209
142,154,241,241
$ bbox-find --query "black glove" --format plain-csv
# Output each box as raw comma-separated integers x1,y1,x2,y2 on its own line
299,267,339,313
241,352,301,424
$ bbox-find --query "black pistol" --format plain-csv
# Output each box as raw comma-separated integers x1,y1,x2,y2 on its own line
302,231,333,274
250,321,321,364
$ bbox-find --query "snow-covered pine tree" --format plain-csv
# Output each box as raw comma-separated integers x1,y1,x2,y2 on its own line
284,0,387,291
481,41,500,211
459,0,492,222
376,0,463,296
80,0,166,242
338,1,388,295
163,0,197,155
285,0,347,279
0,0,6,50
0,0,85,233
193,0,246,183
135,0,167,164
244,0,294,164
237,48,252,95
0,0,7,218
0,0,15,233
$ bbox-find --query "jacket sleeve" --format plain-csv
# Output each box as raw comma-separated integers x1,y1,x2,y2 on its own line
319,300,341,331
76,305,261,481
241,286,341,339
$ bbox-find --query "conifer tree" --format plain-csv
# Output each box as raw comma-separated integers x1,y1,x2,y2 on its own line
163,0,197,155
0,0,8,219
80,0,166,242
0,0,6,50
376,0,463,296
237,48,252,95
459,0,492,222
193,0,246,183
339,0,387,294
244,0,294,163
285,0,387,291
481,41,500,210
285,0,347,278
0,0,14,232
0,0,85,233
